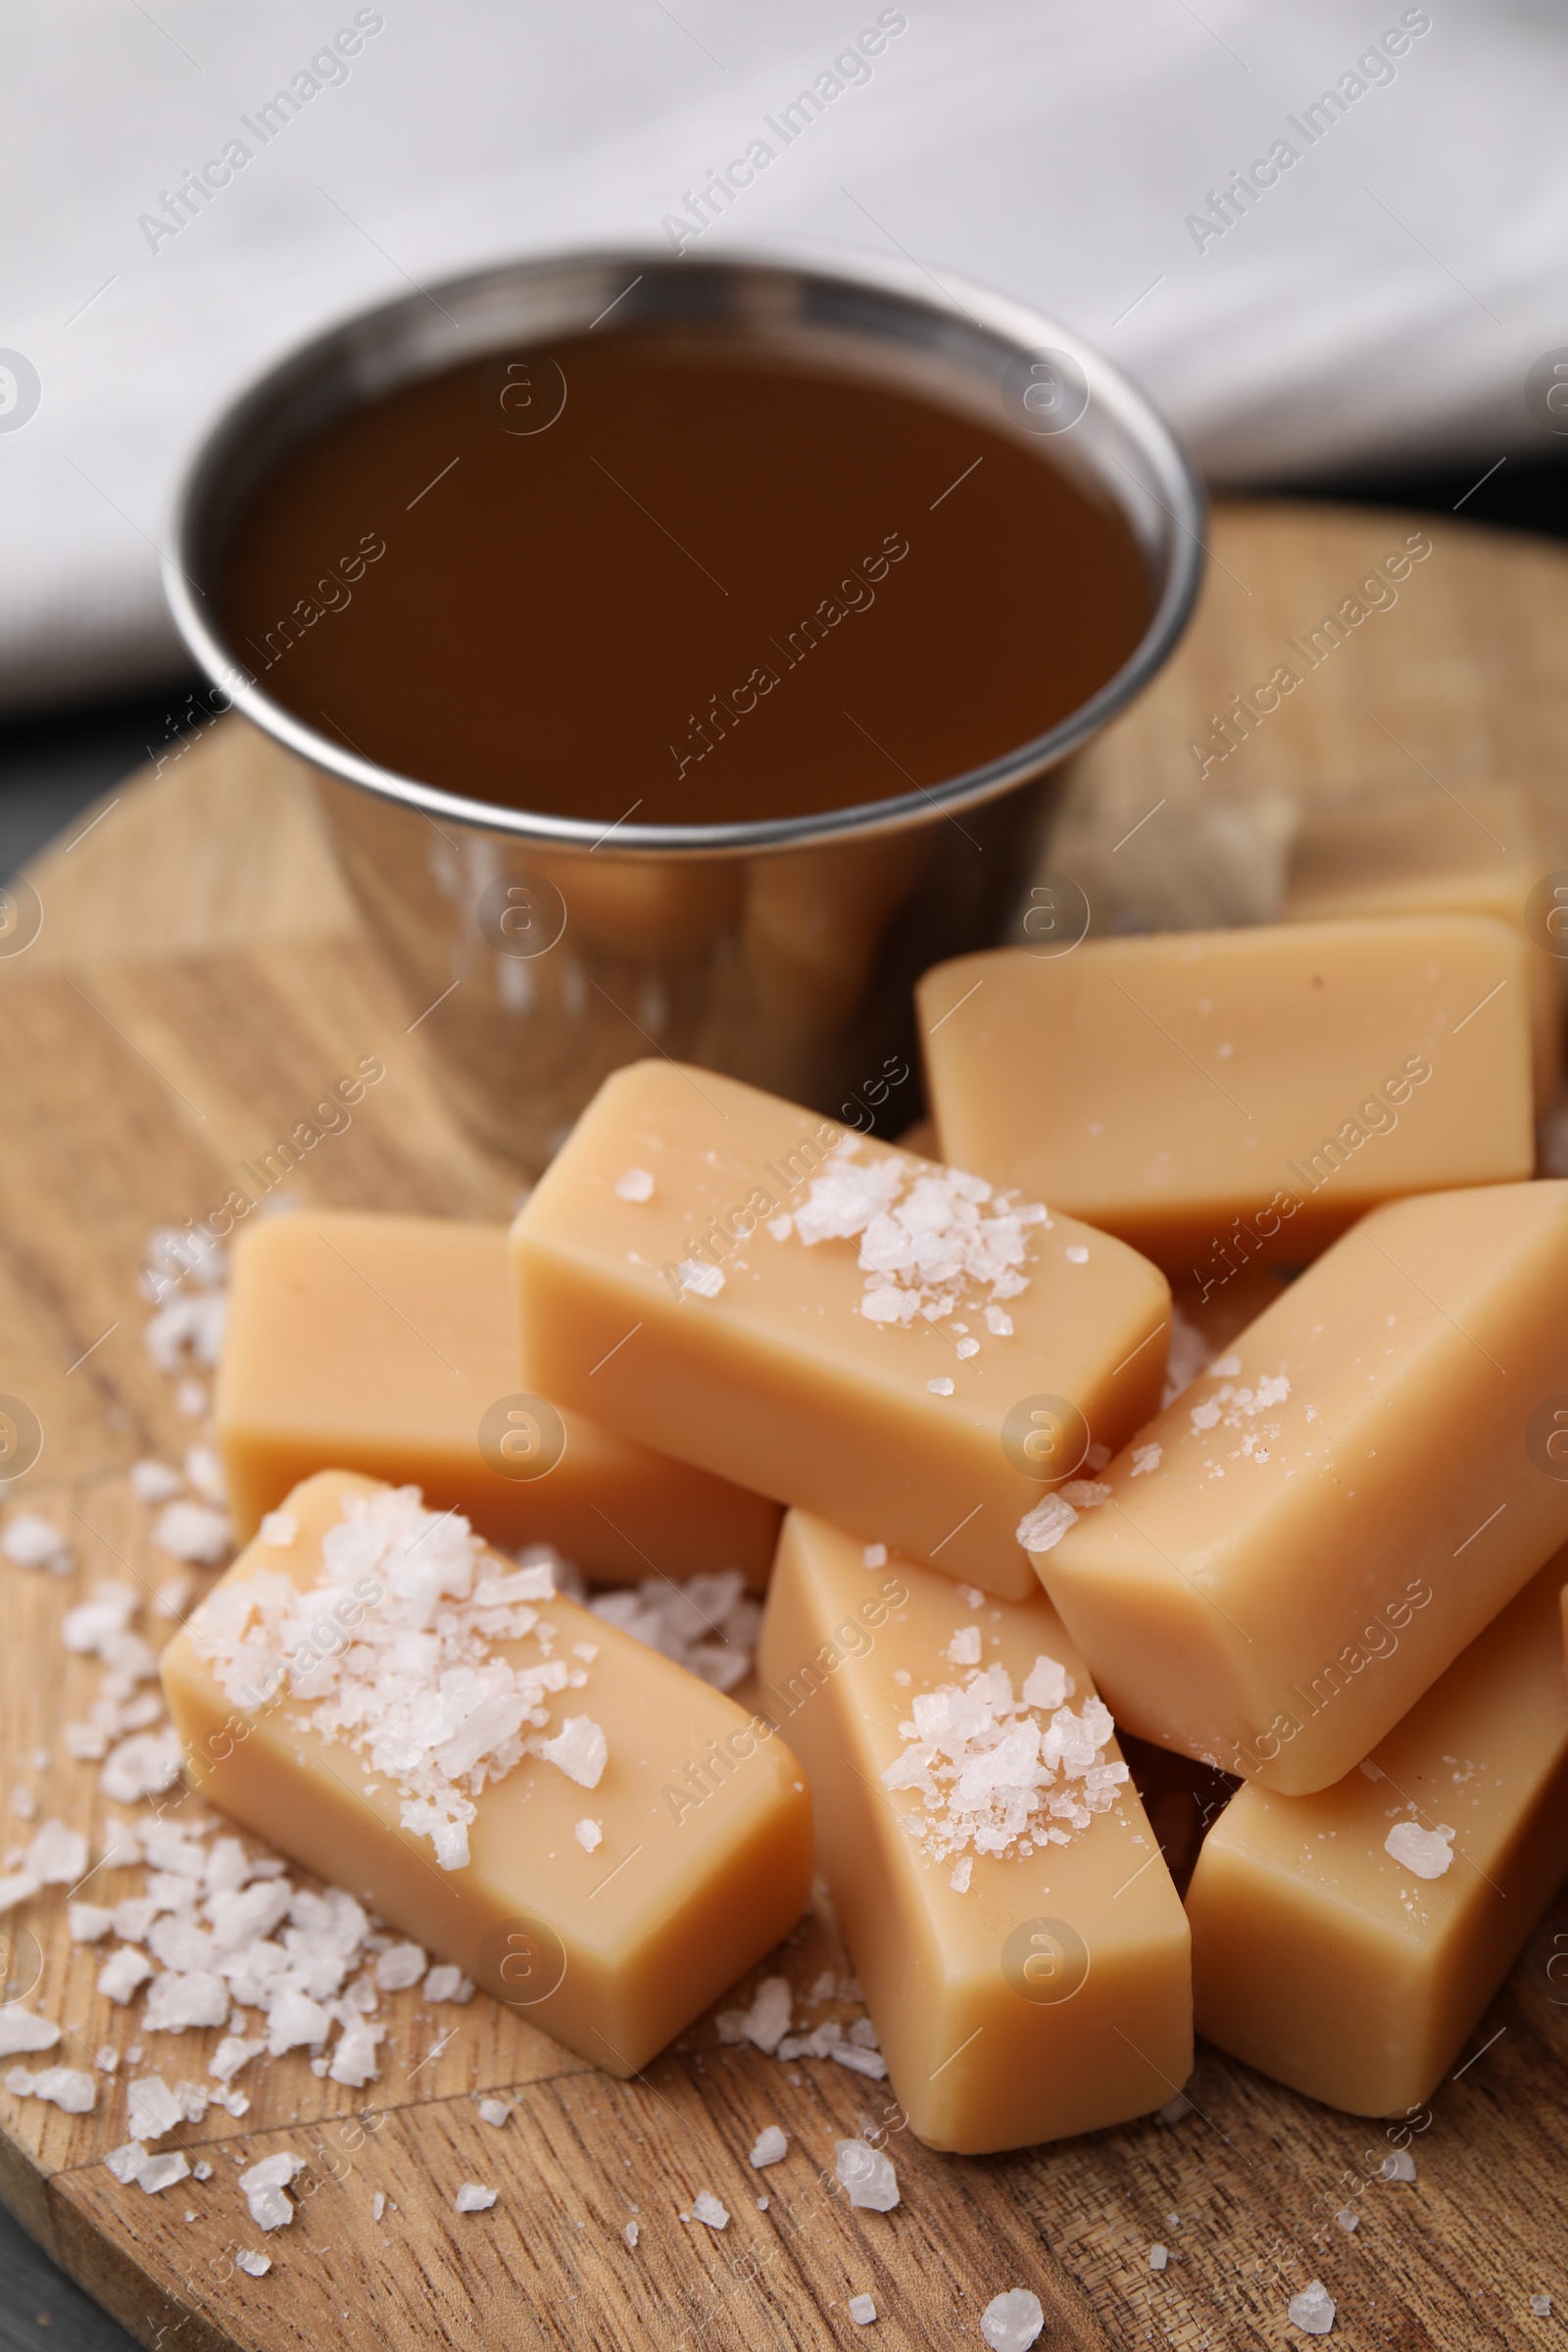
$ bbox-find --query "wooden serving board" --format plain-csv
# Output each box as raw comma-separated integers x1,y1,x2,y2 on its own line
5,500,1568,2352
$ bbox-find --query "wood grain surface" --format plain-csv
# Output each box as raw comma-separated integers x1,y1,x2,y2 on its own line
4,501,1568,2352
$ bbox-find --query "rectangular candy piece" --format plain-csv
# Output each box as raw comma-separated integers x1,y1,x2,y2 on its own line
1030,1181,1568,1794
1185,1555,1568,2115
159,1471,812,2076
215,1210,780,1589
1282,783,1559,1102
756,1510,1191,2153
511,1060,1170,1600
918,915,1533,1273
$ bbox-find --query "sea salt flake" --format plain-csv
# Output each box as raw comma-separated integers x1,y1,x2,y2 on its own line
2,1514,73,1573
750,2125,787,2168
260,1512,296,1547
537,1715,607,1790
950,1857,972,1893
328,2018,385,2086
98,1946,156,2005
1016,1495,1076,1553
1131,1443,1162,1476
1287,2279,1336,2335
623,2220,639,2248
5,2065,95,2112
739,1975,793,2054
862,1544,887,1569
0,2010,61,2057
374,1939,426,1991
574,1818,603,1853
1380,2148,1416,2182
130,1460,182,1503
1064,1245,1089,1263
135,2150,191,2195
947,1627,981,1667
1385,1821,1454,1880
981,2290,1045,2351
678,1258,724,1298
478,2097,512,2127
1531,2294,1552,2318
455,2180,497,2213
153,1500,231,1564
835,2139,898,2211
692,2189,729,2230
236,2250,271,2278
1336,2207,1359,2230
849,2294,877,2325
927,1377,955,1396
614,1167,654,1201
423,1964,474,2004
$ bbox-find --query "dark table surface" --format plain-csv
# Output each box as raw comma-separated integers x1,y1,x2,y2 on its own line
3,443,1565,2352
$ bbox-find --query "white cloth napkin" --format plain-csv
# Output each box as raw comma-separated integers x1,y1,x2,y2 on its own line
1,0,1563,715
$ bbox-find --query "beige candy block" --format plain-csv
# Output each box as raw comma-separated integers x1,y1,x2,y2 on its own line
216,1210,780,1588
756,1510,1191,2153
1283,782,1560,1100
1186,1555,1568,2115
511,1060,1170,1600
1032,1181,1568,1794
918,916,1533,1273
160,1471,812,2076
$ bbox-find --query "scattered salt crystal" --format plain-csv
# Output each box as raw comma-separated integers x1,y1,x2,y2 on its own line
1380,2149,1416,2182
739,1976,793,2054
152,1500,231,1564
950,1857,973,1893
192,2159,212,2180
927,1377,956,1396
1287,2280,1336,2335
692,2189,729,2230
1531,2294,1552,2318
1149,2243,1168,2271
1021,1656,1072,1710
423,1964,474,2004
477,2097,512,2127
623,2220,639,2248
130,1460,183,1504
175,1379,207,1417
947,1627,981,1667
1209,1354,1242,1377
97,1947,155,2005
259,1512,296,1547
0,1870,40,1909
1336,2209,1358,2231
1015,1495,1077,1553
100,1727,183,1803
153,1574,194,1619
1131,1444,1162,1477
5,2064,96,2112
1064,1246,1089,1264
2,1514,73,1574
145,1971,228,2034
266,1990,332,2053
985,1305,1013,1336
750,2126,787,2167
956,1337,980,1359
537,1716,607,1790
127,2077,185,2140
862,1544,887,1569
0,2010,61,2057
1059,1480,1109,1509
1385,1821,1454,1880
575,1819,603,1853
849,2295,878,2325
374,1940,426,1991
106,2141,151,2184
678,1259,725,1298
95,2046,119,2074
236,2250,271,2278
835,2139,898,2211
183,1446,226,1503
455,2181,497,2213
328,2019,385,2086
25,1819,88,1885
614,1167,655,1202
981,2290,1045,2351
135,2150,191,2195
10,1788,36,1821
371,2190,386,2220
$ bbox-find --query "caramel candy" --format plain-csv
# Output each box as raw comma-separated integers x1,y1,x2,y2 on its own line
511,1060,1170,1599
919,915,1533,1272
159,1471,812,2076
1283,783,1559,1101
756,1510,1191,2152
1032,1181,1568,1794
1186,1555,1568,2114
216,1210,779,1587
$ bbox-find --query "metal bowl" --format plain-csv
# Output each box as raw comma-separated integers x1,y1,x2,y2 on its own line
165,244,1204,1164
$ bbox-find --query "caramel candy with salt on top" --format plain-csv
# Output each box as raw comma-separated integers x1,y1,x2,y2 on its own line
216,1210,779,1588
159,1470,812,2076
756,1509,1191,2153
1032,1181,1568,1795
510,1060,1170,1600
918,915,1533,1273
1186,1554,1568,2115
1282,783,1560,1102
